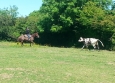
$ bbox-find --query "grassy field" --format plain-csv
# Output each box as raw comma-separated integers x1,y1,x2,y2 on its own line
0,42,115,83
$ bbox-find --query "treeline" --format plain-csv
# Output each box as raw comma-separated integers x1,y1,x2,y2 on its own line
0,0,115,50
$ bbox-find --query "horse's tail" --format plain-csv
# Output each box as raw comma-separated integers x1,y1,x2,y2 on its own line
98,39,104,47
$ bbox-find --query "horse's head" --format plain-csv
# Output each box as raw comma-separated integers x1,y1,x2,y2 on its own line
78,37,84,42
32,32,39,38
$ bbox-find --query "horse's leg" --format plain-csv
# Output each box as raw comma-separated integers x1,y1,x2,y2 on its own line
21,41,24,46
81,45,85,49
86,45,90,50
92,44,97,51
30,41,34,46
30,40,32,47
17,42,19,45
17,39,19,45
30,42,31,47
96,43,100,51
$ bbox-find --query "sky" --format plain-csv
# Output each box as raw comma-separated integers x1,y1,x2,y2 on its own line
0,0,43,16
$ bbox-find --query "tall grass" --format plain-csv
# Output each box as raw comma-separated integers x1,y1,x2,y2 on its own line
0,42,115,83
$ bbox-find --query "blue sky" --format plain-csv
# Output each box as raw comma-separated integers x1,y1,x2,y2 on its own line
0,0,42,16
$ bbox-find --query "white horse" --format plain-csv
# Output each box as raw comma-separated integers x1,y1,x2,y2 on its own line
78,37,104,50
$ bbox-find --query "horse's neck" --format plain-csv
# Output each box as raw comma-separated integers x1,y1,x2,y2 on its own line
31,34,35,38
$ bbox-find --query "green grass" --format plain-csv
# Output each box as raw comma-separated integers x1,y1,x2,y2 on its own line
0,42,115,83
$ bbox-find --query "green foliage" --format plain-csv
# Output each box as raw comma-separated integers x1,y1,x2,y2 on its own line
79,1,105,27
26,11,41,33
50,25,62,32
37,0,115,49
39,0,81,32
0,6,18,40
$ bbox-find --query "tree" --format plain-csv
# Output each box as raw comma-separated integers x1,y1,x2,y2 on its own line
26,10,43,33
0,6,19,40
38,0,115,48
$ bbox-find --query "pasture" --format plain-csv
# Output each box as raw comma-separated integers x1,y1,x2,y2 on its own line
0,42,115,83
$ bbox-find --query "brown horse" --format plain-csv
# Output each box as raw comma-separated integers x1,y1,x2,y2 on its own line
17,32,39,46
